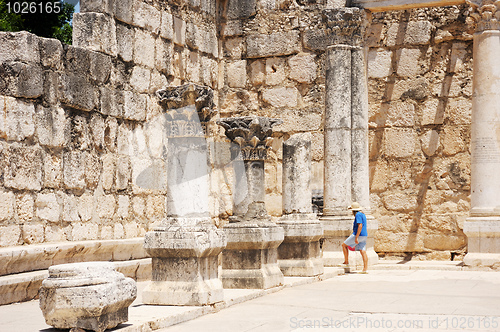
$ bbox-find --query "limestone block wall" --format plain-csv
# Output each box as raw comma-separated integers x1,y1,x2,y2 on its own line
367,6,472,259
0,0,220,248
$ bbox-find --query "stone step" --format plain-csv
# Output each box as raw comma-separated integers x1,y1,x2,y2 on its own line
0,258,152,306
370,260,465,271
0,238,148,277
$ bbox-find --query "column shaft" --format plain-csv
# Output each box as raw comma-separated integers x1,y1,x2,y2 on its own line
324,45,352,216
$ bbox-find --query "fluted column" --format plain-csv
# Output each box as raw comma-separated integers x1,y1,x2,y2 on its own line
463,1,500,267
321,8,378,269
142,84,226,306
218,116,285,289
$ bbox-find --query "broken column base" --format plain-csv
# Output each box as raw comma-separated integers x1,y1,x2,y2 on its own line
143,218,226,306
463,217,500,269
277,214,324,277
221,221,284,289
321,215,379,269
39,262,137,332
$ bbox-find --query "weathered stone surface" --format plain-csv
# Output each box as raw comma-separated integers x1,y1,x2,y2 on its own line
73,13,117,56
288,53,318,84
368,48,392,78
4,144,43,191
396,48,425,77
0,31,40,63
383,128,417,158
59,74,98,112
36,193,60,223
0,61,43,98
134,29,156,69
133,1,161,34
246,31,300,58
226,0,256,19
39,37,63,69
227,60,247,88
173,16,186,46
39,262,137,332
80,0,112,13
36,106,69,147
0,96,35,141
262,87,299,108
161,11,174,40
0,225,21,247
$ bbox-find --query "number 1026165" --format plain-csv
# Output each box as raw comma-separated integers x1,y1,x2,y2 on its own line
6,2,62,14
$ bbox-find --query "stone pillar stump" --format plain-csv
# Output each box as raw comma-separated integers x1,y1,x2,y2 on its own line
277,133,324,277
218,116,285,289
142,84,226,306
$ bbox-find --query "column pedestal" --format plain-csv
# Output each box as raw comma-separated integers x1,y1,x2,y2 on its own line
222,218,284,289
277,214,324,276
143,219,226,305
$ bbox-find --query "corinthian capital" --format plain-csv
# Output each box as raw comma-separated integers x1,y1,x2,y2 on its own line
322,7,371,47
466,0,500,32
218,116,282,161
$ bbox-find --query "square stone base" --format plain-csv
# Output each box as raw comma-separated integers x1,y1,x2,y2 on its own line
464,217,500,268
142,256,224,306
221,223,284,289
278,241,324,277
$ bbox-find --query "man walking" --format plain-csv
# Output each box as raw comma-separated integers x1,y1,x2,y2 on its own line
341,202,368,273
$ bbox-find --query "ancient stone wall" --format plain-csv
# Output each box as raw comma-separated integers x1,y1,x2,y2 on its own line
0,0,475,259
0,0,220,247
367,5,472,259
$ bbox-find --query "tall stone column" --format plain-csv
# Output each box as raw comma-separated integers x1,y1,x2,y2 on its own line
142,84,226,306
218,116,285,289
277,133,324,276
464,1,500,267
321,8,378,269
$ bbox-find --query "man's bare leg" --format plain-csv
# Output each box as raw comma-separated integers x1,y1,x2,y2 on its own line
360,250,368,272
341,242,349,264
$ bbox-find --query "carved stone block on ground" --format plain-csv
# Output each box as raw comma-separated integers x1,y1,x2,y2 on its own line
39,262,137,332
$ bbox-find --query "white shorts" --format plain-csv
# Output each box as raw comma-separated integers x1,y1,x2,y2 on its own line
344,234,367,251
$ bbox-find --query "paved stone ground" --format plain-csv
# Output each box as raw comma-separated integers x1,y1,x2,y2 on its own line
1,267,499,332
159,270,500,332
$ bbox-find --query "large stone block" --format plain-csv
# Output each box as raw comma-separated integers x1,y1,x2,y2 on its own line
4,144,43,191
383,128,417,158
262,87,299,108
116,23,134,62
133,29,156,69
113,0,133,24
247,31,300,58
130,66,151,93
123,91,147,121
368,48,392,78
39,37,63,69
227,60,247,88
80,0,112,13
288,53,317,84
173,16,186,46
0,61,43,98
160,11,174,40
396,48,426,77
0,96,35,141
0,191,15,221
39,262,137,332
133,1,160,34
60,74,98,112
226,0,256,19
63,151,86,190
36,193,60,223
0,225,21,247
155,38,174,76
73,13,117,56
0,31,40,63
35,106,69,147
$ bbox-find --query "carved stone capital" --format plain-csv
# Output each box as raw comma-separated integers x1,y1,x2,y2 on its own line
157,84,216,137
218,116,282,161
322,7,371,47
466,0,500,32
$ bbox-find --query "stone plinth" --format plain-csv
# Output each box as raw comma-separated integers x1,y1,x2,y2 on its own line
463,3,500,268
219,116,284,289
277,134,324,277
143,219,226,305
142,84,226,305
321,9,378,268
222,215,285,289
39,262,137,332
